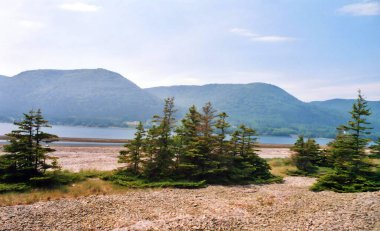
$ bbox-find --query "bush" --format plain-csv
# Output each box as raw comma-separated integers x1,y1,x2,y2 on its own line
0,183,31,194
104,171,207,189
311,172,380,193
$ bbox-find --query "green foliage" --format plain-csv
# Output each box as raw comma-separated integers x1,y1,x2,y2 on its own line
119,122,145,173
312,91,380,192
0,170,109,193
311,172,380,193
228,125,274,183
0,109,59,182
369,138,380,159
104,171,206,189
290,136,323,175
143,97,177,179
0,183,31,194
116,99,278,187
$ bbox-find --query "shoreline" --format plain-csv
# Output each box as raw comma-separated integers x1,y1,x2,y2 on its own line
0,135,293,148
1,146,293,172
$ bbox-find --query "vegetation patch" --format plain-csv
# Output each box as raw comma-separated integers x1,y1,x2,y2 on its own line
310,92,380,192
115,99,281,188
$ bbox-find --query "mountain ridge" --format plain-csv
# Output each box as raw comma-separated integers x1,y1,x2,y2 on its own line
0,68,379,137
0,69,162,127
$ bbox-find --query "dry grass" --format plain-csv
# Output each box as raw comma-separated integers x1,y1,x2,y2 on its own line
267,158,297,177
0,179,131,206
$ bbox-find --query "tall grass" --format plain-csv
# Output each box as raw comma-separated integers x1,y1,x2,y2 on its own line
0,178,131,206
266,158,296,177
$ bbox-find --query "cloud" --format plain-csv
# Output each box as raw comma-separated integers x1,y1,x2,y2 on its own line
338,1,380,16
59,2,100,12
230,27,295,43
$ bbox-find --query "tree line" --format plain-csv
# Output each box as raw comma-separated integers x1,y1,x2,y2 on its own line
118,98,278,184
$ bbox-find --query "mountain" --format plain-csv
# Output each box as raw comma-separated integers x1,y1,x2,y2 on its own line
0,69,162,126
1,69,379,137
146,83,352,137
310,99,380,133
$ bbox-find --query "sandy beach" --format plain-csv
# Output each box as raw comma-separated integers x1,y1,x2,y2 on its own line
51,146,292,172
1,145,292,172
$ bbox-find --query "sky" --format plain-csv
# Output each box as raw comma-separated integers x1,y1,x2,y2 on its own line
0,0,379,101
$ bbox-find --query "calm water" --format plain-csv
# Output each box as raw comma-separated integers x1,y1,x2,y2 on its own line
0,122,332,145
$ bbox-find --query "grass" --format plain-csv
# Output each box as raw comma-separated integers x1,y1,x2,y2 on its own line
0,158,293,206
0,178,132,206
104,171,207,189
266,158,296,177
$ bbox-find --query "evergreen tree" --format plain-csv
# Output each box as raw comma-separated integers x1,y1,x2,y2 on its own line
215,112,230,156
230,125,272,182
177,105,202,180
110,100,280,187
198,102,219,180
144,97,176,179
312,91,379,192
290,136,320,174
1,110,58,182
214,112,231,178
119,122,145,173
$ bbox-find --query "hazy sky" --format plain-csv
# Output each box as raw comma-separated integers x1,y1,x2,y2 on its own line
0,0,379,101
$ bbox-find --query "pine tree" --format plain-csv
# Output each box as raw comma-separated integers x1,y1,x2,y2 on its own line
198,102,219,180
144,97,176,179
119,122,145,173
214,112,231,178
312,91,379,192
215,112,230,156
290,136,320,175
177,105,202,180
230,125,272,182
1,110,58,182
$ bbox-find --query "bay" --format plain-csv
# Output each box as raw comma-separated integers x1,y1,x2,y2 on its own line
0,122,332,145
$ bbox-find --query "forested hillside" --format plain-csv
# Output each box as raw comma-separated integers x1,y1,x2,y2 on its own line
0,69,162,127
0,69,379,137
147,84,356,137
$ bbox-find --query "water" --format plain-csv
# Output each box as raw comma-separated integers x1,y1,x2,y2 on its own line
257,136,332,146
0,122,136,139
0,122,333,145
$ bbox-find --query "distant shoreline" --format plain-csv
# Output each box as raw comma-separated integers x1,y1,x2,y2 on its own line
0,135,293,148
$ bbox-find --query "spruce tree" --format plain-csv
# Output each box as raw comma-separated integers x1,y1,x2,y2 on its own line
198,102,219,180
119,122,145,173
1,110,58,182
214,112,231,178
230,125,272,182
290,136,320,175
144,97,176,179
312,91,379,192
177,105,202,180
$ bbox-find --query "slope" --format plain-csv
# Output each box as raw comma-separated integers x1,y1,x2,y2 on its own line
146,83,343,136
0,69,162,126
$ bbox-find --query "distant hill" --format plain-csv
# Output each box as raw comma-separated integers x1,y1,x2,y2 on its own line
146,83,356,137
0,69,162,126
310,99,380,134
0,69,379,137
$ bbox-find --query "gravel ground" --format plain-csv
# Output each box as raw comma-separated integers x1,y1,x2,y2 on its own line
1,177,379,231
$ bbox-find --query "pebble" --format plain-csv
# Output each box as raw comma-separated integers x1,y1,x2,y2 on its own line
0,177,379,231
